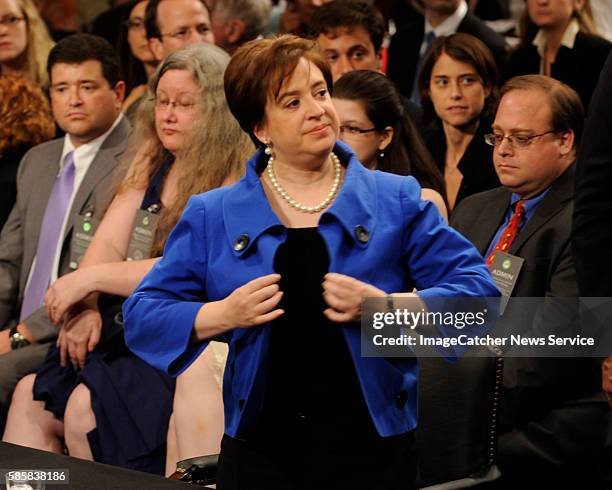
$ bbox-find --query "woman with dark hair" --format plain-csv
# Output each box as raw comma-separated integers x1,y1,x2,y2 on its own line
418,32,501,213
333,70,448,219
123,35,498,489
509,0,611,109
117,0,159,115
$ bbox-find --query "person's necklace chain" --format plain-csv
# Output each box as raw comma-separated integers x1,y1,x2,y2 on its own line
266,152,341,213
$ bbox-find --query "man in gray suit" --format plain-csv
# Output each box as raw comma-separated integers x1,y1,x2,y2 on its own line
452,75,608,487
0,34,130,428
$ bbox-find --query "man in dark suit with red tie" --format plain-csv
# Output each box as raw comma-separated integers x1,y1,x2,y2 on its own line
451,75,609,487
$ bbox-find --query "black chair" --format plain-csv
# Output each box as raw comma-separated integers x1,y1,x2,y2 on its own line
417,348,503,489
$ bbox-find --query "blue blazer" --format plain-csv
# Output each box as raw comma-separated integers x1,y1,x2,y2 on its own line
123,142,499,438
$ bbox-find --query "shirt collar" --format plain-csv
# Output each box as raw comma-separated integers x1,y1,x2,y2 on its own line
223,140,376,256
510,187,551,223
60,113,124,169
425,0,468,37
532,18,580,57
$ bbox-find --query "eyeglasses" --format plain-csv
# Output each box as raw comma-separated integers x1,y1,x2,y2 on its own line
160,24,210,40
125,17,145,30
339,125,378,137
484,130,559,149
154,97,198,113
0,15,25,28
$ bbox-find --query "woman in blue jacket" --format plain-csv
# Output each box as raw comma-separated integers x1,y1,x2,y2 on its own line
123,35,499,490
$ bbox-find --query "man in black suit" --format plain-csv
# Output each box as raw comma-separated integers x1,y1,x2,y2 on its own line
573,52,612,484
452,75,608,487
387,0,507,102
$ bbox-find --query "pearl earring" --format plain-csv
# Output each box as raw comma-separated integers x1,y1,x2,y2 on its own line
379,151,385,159
264,145,272,156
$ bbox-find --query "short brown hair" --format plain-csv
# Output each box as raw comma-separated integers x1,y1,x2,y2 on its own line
418,32,499,124
0,75,55,154
500,75,585,150
310,0,386,53
224,34,333,145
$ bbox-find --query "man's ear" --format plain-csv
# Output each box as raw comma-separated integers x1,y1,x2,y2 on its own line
558,129,575,157
149,37,165,62
113,80,127,106
375,49,383,73
227,18,246,45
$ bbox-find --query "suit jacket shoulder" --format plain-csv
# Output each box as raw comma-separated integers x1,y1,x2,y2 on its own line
387,17,425,98
450,185,508,251
459,11,507,53
459,12,508,76
573,51,612,296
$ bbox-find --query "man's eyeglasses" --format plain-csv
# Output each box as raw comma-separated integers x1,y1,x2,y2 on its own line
484,130,559,149
0,15,25,28
339,125,378,137
160,24,210,40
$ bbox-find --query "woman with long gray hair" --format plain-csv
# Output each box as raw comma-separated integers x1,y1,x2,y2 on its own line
3,42,253,475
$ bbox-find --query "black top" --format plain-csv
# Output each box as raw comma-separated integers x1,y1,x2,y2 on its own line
257,227,371,437
422,119,500,211
141,155,174,211
0,144,25,231
508,31,612,111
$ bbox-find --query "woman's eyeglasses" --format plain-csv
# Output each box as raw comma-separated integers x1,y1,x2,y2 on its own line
125,18,145,30
0,15,25,28
339,125,378,137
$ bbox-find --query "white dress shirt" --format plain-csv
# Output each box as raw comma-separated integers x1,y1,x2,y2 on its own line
421,0,469,57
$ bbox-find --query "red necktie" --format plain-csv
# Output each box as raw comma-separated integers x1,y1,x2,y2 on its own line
486,199,525,268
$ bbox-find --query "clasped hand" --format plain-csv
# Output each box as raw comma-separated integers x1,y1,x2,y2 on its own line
44,268,92,324
56,306,102,370
223,272,385,329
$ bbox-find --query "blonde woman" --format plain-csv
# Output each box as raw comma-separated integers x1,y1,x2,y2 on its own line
0,0,54,86
509,0,611,109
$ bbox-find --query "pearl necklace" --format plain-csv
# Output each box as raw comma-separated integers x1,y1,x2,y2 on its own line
266,152,342,213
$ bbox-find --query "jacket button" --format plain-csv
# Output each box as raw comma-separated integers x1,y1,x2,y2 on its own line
354,225,369,243
233,234,249,251
395,390,408,409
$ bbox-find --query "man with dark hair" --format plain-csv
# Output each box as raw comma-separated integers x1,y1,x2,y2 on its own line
210,0,272,54
0,33,130,431
145,0,214,61
310,0,386,82
451,75,608,487
387,0,507,103
311,0,423,130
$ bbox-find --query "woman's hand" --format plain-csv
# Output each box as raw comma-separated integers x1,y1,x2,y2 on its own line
45,268,94,325
222,274,284,329
322,273,386,323
56,306,102,370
